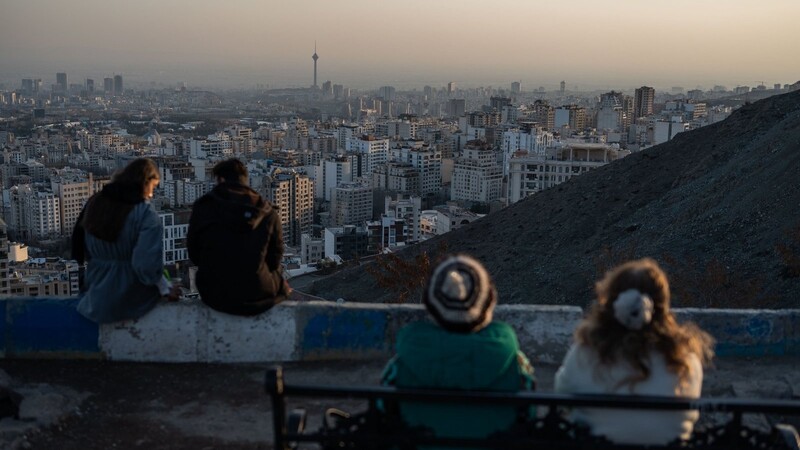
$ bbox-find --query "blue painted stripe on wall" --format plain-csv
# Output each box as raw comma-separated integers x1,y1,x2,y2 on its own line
303,310,387,351
715,342,787,358
7,298,99,355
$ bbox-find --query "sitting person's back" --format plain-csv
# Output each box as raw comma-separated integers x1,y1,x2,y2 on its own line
555,258,714,446
187,158,288,316
382,255,534,442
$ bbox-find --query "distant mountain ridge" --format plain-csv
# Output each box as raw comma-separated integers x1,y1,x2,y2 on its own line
310,89,800,308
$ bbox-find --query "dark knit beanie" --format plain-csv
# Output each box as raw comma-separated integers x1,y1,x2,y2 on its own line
424,255,497,333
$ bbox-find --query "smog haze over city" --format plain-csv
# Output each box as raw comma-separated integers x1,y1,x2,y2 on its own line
2,0,799,91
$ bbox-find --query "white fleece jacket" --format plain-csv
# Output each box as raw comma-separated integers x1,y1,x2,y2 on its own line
554,343,703,446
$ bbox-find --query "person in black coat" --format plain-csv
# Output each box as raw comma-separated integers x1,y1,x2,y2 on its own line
187,158,288,315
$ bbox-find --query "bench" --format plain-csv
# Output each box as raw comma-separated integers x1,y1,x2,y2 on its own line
265,366,800,450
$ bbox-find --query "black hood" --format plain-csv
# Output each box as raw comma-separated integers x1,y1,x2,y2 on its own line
208,182,273,232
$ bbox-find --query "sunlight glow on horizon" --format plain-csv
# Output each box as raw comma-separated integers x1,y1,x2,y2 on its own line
1,0,798,90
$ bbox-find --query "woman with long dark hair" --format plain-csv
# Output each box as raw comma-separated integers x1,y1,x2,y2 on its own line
73,158,178,323
554,258,714,445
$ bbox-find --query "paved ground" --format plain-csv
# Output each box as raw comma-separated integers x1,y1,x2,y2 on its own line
1,356,799,449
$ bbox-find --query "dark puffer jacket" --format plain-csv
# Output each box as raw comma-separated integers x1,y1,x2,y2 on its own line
187,182,286,315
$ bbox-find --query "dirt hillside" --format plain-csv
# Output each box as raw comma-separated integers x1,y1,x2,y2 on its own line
310,90,800,308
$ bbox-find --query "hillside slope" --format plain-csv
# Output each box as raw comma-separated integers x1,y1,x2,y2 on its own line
310,90,800,308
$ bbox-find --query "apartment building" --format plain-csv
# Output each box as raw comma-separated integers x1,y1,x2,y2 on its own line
267,170,314,246
189,134,233,158
385,194,421,242
323,225,370,261
500,128,554,176
160,211,190,266
300,233,325,265
331,182,373,227
554,105,587,132
366,215,408,252
347,135,389,178
7,185,61,241
317,156,353,201
371,163,420,195
634,86,656,119
0,220,9,296
434,205,481,235
450,140,503,204
51,171,96,236
508,143,628,203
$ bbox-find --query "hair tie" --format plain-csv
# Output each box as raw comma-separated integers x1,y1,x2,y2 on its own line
613,289,653,330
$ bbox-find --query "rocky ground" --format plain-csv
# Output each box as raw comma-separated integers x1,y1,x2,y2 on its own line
309,89,800,309
1,356,799,449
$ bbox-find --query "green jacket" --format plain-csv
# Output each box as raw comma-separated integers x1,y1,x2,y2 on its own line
382,320,535,443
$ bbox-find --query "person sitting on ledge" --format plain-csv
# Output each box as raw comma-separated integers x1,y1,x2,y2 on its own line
381,254,535,443
187,158,289,316
73,158,179,324
555,258,714,446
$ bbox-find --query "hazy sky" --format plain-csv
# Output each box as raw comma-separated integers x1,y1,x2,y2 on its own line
1,0,798,91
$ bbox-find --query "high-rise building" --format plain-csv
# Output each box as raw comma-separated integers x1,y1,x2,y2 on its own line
86,79,95,93
634,86,655,118
312,44,319,89
450,140,503,204
378,86,396,101
511,81,521,94
104,77,114,95
113,75,123,95
333,84,344,99
0,218,9,296
21,79,33,94
51,171,96,236
347,135,389,178
267,170,314,246
554,105,587,131
560,80,566,94
56,72,67,92
530,100,555,131
7,186,62,241
490,96,511,111
331,182,373,226
447,98,466,117
319,156,353,201
447,82,456,94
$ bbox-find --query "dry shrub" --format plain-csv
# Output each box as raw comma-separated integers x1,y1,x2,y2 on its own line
661,254,774,308
366,242,448,304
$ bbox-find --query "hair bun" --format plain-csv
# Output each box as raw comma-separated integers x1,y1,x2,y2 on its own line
613,289,653,330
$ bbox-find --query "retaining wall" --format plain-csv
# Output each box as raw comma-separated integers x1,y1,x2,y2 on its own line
1,298,798,363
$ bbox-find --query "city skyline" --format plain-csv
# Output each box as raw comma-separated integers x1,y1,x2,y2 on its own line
1,0,799,90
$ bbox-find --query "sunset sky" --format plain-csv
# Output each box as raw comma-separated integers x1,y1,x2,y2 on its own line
1,0,798,90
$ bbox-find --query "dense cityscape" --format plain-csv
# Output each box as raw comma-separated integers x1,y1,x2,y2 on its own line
2,0,800,447
0,56,798,298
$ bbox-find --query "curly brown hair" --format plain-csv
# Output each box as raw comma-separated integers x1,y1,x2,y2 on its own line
576,258,714,387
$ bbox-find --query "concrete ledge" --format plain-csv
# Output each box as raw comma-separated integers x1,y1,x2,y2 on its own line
2,298,799,363
677,308,800,357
